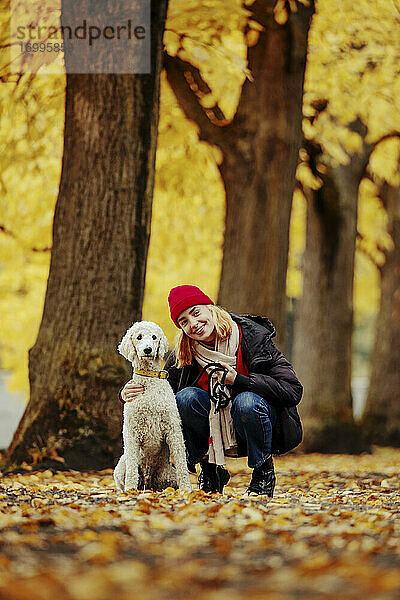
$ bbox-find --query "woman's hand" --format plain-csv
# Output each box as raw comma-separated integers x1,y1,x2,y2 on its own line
217,362,237,385
122,380,145,402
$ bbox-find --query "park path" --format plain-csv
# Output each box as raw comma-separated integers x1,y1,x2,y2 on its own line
0,448,399,600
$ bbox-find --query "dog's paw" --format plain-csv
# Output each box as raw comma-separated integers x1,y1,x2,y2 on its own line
177,482,192,492
124,481,139,492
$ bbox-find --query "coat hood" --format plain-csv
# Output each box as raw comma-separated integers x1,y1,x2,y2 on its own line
230,313,276,339
238,314,276,338
230,313,276,366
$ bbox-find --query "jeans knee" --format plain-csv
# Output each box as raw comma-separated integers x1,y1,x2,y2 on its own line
232,392,259,422
176,387,196,410
175,387,210,415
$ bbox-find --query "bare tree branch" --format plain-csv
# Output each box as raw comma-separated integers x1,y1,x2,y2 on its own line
163,52,230,150
0,224,16,238
31,246,51,253
1,225,51,252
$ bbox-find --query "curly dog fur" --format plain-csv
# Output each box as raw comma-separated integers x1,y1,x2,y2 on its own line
114,321,191,492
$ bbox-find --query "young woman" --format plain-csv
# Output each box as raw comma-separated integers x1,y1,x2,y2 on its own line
120,285,303,497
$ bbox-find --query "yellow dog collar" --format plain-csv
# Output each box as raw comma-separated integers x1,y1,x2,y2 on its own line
134,369,168,379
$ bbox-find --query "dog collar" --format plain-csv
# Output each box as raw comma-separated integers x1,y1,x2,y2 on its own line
134,369,168,379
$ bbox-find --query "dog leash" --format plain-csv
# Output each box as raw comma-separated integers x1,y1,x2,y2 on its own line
191,362,231,413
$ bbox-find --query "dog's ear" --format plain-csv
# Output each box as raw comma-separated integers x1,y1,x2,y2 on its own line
118,327,137,363
158,331,170,360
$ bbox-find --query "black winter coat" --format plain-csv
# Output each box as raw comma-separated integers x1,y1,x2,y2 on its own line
164,314,303,455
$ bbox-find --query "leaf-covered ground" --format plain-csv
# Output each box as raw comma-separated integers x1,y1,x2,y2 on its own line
0,447,399,600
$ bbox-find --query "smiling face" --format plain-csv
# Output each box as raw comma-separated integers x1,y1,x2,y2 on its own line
176,305,216,344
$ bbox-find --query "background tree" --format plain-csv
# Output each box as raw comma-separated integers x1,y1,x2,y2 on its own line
361,181,400,445
3,0,168,470
2,0,400,459
164,0,314,346
293,132,400,452
291,0,400,451
293,123,371,452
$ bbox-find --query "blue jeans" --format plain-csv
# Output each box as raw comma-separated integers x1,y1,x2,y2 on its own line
175,387,277,469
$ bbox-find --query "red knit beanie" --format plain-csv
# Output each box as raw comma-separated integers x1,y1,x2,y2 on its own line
168,285,214,326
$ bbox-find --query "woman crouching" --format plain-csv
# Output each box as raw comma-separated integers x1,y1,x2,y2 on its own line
122,285,303,497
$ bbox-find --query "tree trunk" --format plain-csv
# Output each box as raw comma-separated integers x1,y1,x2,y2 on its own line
165,0,314,347
293,133,370,452
362,183,400,445
3,0,168,471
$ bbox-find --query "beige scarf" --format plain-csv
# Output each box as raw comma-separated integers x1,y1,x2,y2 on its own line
191,321,239,465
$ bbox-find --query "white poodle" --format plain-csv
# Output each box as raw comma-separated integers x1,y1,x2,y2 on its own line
114,321,191,492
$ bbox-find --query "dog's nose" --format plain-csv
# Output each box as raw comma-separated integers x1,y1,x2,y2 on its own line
143,347,152,355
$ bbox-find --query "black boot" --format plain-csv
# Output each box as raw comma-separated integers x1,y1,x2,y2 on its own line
198,460,230,493
246,456,276,497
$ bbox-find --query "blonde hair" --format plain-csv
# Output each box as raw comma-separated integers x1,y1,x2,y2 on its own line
174,304,233,368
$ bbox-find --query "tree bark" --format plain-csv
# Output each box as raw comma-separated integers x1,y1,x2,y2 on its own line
165,0,314,348
362,183,400,445
293,131,371,452
3,0,168,471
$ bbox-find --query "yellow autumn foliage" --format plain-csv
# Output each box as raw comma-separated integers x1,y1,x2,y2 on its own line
1,0,399,396
0,69,64,392
300,0,400,314
143,72,226,342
